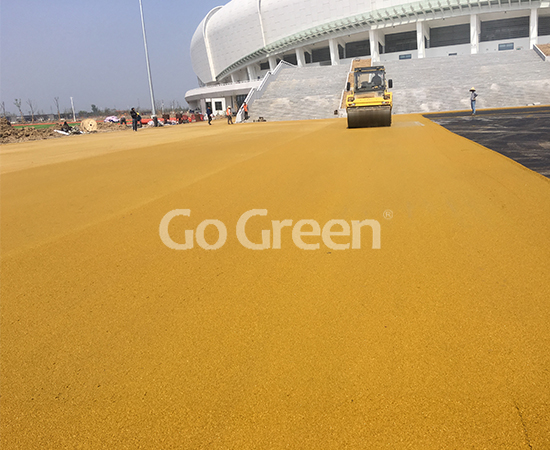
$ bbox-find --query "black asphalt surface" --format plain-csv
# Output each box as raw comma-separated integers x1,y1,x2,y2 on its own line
425,106,550,178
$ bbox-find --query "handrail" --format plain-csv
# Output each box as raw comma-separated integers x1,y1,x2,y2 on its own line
192,78,259,92
338,59,356,112
235,88,256,123
236,61,296,122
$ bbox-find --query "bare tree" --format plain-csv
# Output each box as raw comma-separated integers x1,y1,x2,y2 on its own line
154,100,162,115
14,99,24,122
54,97,61,121
0,101,5,117
27,99,36,123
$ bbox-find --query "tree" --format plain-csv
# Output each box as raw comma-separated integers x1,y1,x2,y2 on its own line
91,104,99,115
0,101,5,117
27,99,36,123
14,99,24,122
54,97,61,121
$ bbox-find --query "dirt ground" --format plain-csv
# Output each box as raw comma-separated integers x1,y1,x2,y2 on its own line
0,117,58,144
0,118,130,145
1,116,549,449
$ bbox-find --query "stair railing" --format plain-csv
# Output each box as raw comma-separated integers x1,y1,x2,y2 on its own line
236,61,296,123
338,59,356,115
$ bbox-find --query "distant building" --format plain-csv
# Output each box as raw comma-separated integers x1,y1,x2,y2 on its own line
185,0,550,113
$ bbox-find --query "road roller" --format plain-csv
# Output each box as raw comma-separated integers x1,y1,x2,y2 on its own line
346,66,393,128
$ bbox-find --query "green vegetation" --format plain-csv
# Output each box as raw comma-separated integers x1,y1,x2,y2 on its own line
12,122,79,130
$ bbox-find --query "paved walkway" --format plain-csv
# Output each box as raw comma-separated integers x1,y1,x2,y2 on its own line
426,106,550,178
1,117,549,448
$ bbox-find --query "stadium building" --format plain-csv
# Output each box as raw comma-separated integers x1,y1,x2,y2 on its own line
185,0,550,115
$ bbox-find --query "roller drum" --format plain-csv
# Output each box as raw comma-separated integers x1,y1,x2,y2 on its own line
347,106,392,128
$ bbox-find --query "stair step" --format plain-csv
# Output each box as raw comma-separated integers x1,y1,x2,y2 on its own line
250,50,550,120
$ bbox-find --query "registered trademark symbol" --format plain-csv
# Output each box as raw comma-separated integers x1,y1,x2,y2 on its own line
383,209,393,220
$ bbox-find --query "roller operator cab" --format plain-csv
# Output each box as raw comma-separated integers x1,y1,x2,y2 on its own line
346,66,393,128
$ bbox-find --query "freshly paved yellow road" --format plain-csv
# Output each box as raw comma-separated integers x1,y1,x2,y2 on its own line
1,116,549,449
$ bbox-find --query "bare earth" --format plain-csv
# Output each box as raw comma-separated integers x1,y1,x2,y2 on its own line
1,116,549,448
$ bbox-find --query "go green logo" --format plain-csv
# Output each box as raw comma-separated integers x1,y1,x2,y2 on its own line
159,209,381,250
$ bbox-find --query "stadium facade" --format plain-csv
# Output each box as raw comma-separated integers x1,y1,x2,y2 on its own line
185,0,550,113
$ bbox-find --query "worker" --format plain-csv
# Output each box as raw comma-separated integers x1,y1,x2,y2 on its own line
61,121,71,133
130,108,139,131
470,87,478,116
371,73,382,87
226,106,233,125
206,106,213,125
243,102,249,120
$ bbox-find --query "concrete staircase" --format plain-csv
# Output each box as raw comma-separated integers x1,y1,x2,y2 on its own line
248,50,550,120
249,64,350,122
382,50,550,114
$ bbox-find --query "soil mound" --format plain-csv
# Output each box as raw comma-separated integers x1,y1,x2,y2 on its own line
1,118,57,144
1,118,130,145
96,121,128,131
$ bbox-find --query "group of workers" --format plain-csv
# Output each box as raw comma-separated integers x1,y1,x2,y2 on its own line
205,102,248,126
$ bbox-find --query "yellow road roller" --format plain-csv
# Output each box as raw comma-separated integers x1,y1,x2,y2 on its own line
346,66,393,128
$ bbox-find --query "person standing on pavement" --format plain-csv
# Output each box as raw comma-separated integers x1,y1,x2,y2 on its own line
243,102,249,121
130,108,139,131
470,88,478,116
226,106,233,125
206,106,213,125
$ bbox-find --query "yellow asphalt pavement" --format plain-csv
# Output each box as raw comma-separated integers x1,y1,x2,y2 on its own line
1,116,549,449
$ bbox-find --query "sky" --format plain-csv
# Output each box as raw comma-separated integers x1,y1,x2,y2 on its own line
0,0,227,116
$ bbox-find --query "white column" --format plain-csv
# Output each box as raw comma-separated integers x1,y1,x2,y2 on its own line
417,21,428,58
247,64,257,81
470,14,480,54
199,98,206,114
378,33,385,53
530,8,538,49
268,56,278,71
230,73,237,83
329,38,340,65
369,29,379,62
296,47,306,67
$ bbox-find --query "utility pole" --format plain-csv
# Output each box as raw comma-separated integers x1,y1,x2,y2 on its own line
139,0,158,126
70,97,76,122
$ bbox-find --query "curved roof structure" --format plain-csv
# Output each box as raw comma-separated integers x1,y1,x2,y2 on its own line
190,0,550,85
191,0,419,83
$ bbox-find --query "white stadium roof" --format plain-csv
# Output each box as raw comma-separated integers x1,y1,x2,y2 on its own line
190,0,549,84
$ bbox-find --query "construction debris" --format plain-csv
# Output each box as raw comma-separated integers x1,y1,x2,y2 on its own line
1,118,57,144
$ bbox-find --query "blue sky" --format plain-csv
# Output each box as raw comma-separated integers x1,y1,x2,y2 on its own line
0,0,225,115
